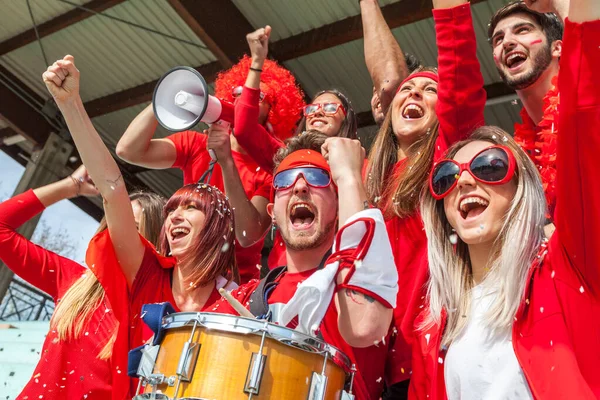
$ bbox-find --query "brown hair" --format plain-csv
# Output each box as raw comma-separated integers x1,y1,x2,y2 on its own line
295,89,358,139
50,191,166,359
366,67,440,218
273,130,329,170
159,184,239,288
487,1,563,45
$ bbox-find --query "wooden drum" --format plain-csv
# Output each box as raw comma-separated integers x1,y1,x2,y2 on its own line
132,312,355,400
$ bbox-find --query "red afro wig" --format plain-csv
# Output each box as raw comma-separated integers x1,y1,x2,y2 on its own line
214,55,305,141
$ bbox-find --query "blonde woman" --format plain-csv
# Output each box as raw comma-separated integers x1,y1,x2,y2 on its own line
409,3,600,396
0,165,165,400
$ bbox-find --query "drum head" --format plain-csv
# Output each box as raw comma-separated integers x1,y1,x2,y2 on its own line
163,312,352,373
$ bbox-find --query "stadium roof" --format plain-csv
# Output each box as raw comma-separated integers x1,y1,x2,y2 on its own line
0,0,519,219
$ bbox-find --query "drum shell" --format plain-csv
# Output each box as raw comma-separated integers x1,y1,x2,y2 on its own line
142,321,348,399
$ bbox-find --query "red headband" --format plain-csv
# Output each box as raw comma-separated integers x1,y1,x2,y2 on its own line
271,149,331,200
396,71,439,94
275,149,330,175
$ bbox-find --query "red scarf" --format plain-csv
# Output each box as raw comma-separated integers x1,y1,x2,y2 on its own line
513,76,559,218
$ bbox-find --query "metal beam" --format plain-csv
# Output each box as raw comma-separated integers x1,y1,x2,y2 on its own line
0,0,127,56
270,0,486,62
84,61,222,118
84,0,494,117
0,65,54,146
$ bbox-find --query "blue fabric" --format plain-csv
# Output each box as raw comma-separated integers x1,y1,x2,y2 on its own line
127,302,176,378
141,302,176,346
127,345,145,378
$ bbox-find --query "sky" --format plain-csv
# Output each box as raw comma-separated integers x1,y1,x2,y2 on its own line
0,151,99,265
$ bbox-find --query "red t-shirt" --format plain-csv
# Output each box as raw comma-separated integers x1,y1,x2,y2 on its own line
211,269,389,400
87,230,224,399
0,190,114,400
167,130,272,283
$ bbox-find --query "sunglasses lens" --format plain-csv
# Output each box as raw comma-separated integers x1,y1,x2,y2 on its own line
304,104,319,116
322,103,338,115
274,170,299,189
273,168,331,190
470,148,510,183
302,168,331,187
432,161,460,196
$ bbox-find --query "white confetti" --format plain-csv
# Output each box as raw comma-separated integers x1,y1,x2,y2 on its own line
540,307,544,313
551,270,555,278
425,333,431,345
242,230,246,237
376,377,383,383
221,242,230,252
438,357,444,364
580,286,585,293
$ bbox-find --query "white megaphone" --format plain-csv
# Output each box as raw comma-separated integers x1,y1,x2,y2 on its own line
153,66,234,161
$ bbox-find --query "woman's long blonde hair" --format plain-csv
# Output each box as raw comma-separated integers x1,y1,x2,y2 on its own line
50,191,165,359
366,67,440,219
420,127,546,347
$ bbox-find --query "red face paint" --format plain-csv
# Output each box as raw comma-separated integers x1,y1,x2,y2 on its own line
530,39,543,45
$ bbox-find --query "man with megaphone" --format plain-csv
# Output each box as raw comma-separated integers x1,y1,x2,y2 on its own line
116,26,305,284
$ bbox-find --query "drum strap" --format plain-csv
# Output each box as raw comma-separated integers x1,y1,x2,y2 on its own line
249,250,332,319
127,302,177,378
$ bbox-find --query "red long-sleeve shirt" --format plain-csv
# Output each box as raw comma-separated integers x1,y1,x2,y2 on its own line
385,3,487,385
233,87,285,175
405,17,600,400
0,190,115,399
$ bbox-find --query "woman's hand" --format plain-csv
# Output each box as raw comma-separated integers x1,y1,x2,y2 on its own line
68,164,100,198
246,26,271,67
42,55,80,104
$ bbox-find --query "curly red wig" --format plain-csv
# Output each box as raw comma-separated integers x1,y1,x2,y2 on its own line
214,55,305,141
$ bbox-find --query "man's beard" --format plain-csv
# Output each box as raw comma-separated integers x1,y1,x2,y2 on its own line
281,218,336,251
498,44,553,90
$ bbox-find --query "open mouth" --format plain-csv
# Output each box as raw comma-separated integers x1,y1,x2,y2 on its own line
459,197,489,220
309,118,328,128
170,226,190,241
289,202,316,229
402,103,425,120
505,51,527,70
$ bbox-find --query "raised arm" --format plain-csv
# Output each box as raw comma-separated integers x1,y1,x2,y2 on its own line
42,55,145,287
555,10,600,297
322,137,396,347
0,166,98,298
232,26,285,174
206,124,271,247
360,0,409,115
433,0,486,152
115,104,178,169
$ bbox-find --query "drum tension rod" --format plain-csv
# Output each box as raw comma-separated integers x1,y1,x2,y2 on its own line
173,320,201,398
245,320,269,398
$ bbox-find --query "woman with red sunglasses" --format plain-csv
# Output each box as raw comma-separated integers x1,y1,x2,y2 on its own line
361,0,486,397
406,0,600,395
232,26,358,175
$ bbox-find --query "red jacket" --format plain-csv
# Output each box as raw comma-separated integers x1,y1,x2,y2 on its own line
385,3,486,385
404,18,600,399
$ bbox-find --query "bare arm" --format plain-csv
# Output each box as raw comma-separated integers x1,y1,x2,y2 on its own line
360,0,408,114
42,55,145,287
568,0,600,22
207,124,270,247
116,103,177,169
322,138,393,347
